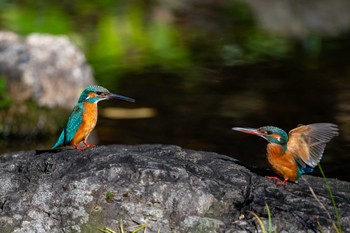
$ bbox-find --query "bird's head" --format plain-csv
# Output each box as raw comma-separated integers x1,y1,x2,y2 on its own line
232,125,289,145
78,85,135,104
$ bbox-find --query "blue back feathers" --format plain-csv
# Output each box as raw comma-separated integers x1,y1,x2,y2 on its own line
52,86,107,148
297,165,314,178
52,85,133,149
52,103,84,148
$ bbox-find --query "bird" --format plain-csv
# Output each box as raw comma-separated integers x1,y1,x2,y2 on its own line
52,85,135,151
232,123,339,184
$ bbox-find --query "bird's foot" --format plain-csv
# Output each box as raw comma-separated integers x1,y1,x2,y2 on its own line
266,176,288,185
266,176,281,180
276,179,288,185
83,141,96,148
74,144,85,151
74,142,95,151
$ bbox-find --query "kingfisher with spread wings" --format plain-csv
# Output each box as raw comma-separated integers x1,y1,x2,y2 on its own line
232,123,339,184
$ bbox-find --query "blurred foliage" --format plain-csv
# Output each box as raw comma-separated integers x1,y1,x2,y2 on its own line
244,31,290,62
0,100,66,140
0,0,301,86
0,77,12,109
302,34,322,58
87,3,190,86
2,5,72,35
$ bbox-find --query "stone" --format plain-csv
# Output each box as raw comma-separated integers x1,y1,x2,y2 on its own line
0,31,95,138
0,31,94,109
0,144,349,232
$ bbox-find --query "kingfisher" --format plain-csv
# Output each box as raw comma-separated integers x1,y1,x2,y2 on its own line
52,85,135,151
232,123,339,184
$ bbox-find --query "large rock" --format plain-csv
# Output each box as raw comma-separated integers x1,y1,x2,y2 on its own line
0,144,349,232
0,31,94,109
0,31,95,138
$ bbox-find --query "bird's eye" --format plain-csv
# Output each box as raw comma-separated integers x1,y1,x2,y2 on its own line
96,91,102,95
260,129,272,134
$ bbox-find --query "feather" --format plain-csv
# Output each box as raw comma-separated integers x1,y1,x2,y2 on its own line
287,123,339,168
52,104,84,148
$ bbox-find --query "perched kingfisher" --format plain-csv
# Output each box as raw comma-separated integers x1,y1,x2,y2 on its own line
232,123,339,184
52,85,135,151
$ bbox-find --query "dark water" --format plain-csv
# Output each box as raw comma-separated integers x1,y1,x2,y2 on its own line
5,62,349,182
93,62,350,182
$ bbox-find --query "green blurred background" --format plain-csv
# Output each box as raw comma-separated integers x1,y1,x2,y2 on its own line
1,0,350,180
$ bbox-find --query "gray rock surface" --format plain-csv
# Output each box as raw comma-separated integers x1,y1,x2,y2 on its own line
0,31,95,138
0,31,94,109
0,144,349,233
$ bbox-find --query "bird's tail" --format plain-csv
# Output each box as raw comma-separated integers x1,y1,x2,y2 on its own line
51,142,61,149
52,129,67,149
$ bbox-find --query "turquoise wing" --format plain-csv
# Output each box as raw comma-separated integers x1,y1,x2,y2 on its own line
52,104,84,148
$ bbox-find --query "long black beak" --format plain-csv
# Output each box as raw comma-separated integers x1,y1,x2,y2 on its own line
108,93,135,102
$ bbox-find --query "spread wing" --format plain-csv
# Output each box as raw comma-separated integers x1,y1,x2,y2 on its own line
52,104,83,148
287,123,339,168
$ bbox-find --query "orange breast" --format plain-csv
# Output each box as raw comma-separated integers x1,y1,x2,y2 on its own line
71,102,98,145
266,144,299,181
